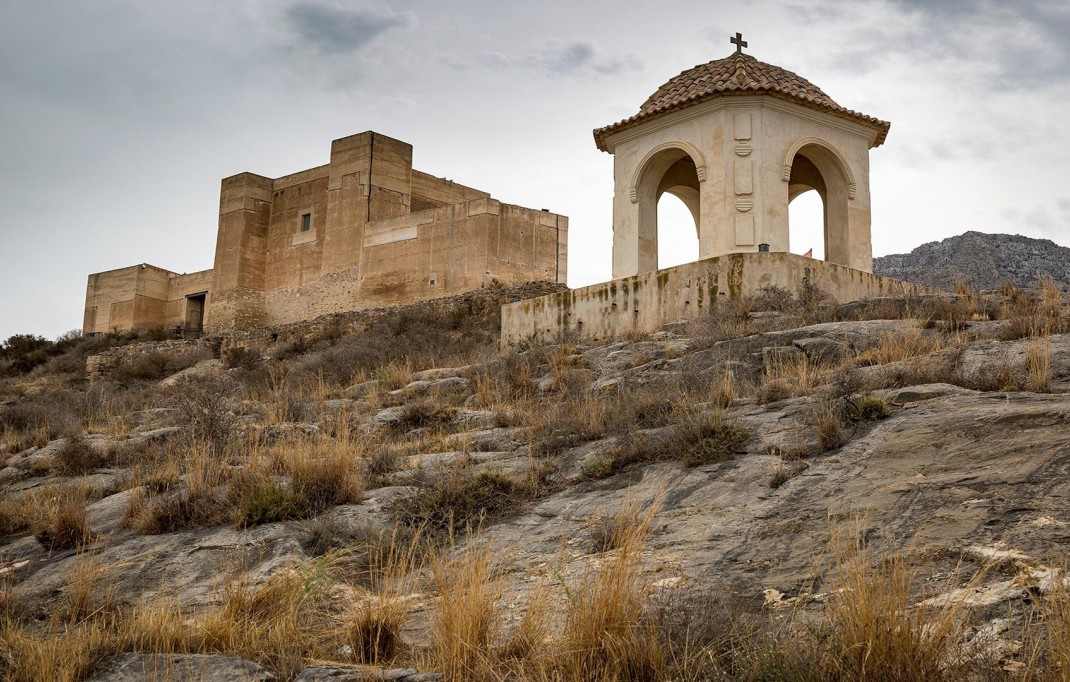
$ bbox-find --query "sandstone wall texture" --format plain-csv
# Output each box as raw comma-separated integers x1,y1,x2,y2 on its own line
83,132,568,335
501,252,940,346
84,265,212,336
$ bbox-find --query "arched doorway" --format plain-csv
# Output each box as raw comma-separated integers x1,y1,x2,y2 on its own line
635,148,702,273
785,141,853,266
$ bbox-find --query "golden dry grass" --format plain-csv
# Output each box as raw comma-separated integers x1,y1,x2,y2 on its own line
428,536,502,680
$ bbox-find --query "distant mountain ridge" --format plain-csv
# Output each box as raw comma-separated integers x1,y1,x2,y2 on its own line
873,231,1070,292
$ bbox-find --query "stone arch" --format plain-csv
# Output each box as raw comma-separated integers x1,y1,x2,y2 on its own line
781,137,856,198
782,137,856,266
631,144,705,272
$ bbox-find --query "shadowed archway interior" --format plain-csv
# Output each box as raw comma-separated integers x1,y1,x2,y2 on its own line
786,142,852,266
636,148,701,273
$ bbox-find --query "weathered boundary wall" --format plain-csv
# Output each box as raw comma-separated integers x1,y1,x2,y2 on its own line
88,281,566,381
501,253,941,346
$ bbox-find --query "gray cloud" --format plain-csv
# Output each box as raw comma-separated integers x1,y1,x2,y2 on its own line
797,0,1070,90
476,41,641,76
1000,198,1070,242
285,2,413,54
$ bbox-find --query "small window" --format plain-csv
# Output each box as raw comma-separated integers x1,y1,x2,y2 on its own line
300,213,312,232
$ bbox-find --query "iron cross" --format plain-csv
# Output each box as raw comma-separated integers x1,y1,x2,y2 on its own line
731,32,748,53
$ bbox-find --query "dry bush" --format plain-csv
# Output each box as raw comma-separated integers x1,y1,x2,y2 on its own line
856,327,945,366
50,436,108,476
1000,277,1069,341
220,343,261,370
285,301,502,388
760,353,826,403
395,465,554,536
528,394,613,458
1036,568,1070,679
125,484,230,535
124,447,232,534
583,411,750,479
645,590,789,679
390,399,457,434
590,497,653,554
429,537,501,680
674,411,752,467
33,489,93,552
814,400,848,453
846,394,891,422
64,550,117,625
0,387,85,447
205,557,339,677
686,302,757,346
768,458,807,489
170,376,239,457
111,347,212,383
498,584,553,664
0,619,112,682
606,392,678,435
470,354,541,408
229,473,314,530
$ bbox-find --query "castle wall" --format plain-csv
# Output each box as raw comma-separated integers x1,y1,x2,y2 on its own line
501,252,938,346
83,265,213,334
260,198,567,326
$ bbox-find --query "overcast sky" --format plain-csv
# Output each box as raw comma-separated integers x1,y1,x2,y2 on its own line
1,0,1068,340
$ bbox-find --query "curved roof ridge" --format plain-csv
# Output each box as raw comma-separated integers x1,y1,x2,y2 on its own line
594,52,890,152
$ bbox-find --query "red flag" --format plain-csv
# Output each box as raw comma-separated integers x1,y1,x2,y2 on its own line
803,248,813,258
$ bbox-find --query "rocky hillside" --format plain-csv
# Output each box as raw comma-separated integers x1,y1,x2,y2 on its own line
1,288,1069,680
874,231,1070,292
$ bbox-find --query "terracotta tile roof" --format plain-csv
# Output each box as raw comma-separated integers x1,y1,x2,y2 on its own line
593,52,890,151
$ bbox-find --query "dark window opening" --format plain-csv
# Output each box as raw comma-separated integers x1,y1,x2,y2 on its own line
300,213,312,232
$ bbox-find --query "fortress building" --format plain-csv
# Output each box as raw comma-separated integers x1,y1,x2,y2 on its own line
83,132,568,335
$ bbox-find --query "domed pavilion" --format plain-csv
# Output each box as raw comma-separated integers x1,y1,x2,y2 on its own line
594,34,890,278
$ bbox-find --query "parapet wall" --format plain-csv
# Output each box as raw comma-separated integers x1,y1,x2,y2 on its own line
501,252,940,346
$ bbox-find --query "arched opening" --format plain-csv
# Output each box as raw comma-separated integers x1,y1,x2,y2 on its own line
788,193,825,261
636,148,701,273
786,142,852,266
657,192,699,268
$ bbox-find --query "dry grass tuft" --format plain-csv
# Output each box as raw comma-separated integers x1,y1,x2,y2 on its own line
340,528,422,664
429,537,501,681
558,496,663,680
814,400,848,453
1027,330,1052,393
819,533,971,681
34,489,93,552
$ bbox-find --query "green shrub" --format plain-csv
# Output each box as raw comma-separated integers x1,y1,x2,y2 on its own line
850,395,891,422
231,477,313,530
676,413,752,467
